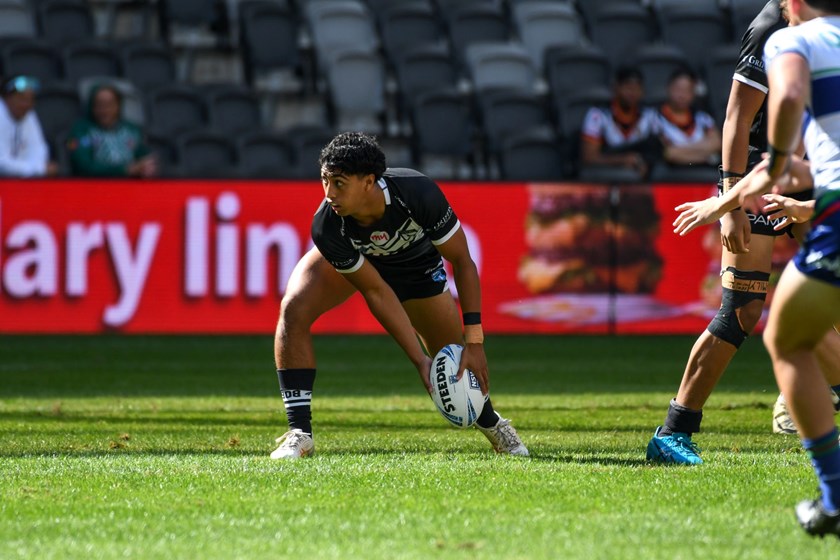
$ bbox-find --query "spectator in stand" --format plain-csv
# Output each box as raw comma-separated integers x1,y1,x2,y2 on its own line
657,67,722,167
580,65,662,180
67,84,157,177
0,75,58,177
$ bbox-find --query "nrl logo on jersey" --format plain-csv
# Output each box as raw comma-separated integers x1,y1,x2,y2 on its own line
369,231,390,245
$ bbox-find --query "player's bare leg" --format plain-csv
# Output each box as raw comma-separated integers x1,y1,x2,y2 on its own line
403,292,528,456
765,263,840,530
271,248,356,459
647,235,773,464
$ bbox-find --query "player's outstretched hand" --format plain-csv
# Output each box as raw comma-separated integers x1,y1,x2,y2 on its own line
719,209,751,254
458,343,489,395
762,193,815,231
673,197,724,237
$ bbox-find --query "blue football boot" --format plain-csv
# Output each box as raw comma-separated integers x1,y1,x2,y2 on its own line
646,426,703,465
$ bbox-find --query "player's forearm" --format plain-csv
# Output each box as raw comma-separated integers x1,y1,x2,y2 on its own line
451,259,482,316
361,287,426,367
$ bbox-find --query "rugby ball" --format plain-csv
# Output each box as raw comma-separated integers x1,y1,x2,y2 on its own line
429,344,485,428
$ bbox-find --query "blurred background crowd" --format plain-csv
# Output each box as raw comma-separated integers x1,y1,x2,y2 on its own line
0,0,766,181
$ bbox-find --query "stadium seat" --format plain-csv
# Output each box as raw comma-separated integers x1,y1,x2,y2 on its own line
500,127,566,181
658,6,732,72
37,0,95,44
411,88,476,178
651,0,721,17
703,43,741,123
147,85,207,136
378,3,444,65
35,81,81,140
61,41,120,83
325,48,386,134
510,1,585,70
477,89,553,154
465,42,537,94
446,3,511,67
555,85,612,140
206,86,262,136
394,43,460,109
286,124,335,178
305,1,378,69
119,42,176,92
175,129,237,178
629,43,691,106
0,3,36,40
544,43,611,97
239,0,302,93
1,40,62,83
575,0,640,31
158,0,220,48
589,3,656,70
146,132,177,176
236,130,295,178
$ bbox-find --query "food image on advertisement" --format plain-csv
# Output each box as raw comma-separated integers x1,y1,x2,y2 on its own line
505,183,668,327
517,184,663,295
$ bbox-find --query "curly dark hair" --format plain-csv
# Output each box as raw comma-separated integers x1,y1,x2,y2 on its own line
318,132,387,179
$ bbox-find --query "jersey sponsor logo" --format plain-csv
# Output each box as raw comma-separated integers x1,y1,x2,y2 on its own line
433,206,454,232
349,218,424,257
741,54,765,72
369,231,390,245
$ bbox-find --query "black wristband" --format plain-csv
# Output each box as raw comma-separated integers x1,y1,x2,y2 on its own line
767,143,791,176
463,312,481,325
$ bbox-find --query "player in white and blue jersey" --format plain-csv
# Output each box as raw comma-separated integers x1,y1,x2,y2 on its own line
731,0,840,537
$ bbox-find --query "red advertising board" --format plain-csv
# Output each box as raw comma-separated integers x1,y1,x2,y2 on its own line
0,178,780,334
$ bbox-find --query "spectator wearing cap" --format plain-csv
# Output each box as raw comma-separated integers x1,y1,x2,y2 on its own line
0,75,58,177
67,84,157,177
580,66,662,179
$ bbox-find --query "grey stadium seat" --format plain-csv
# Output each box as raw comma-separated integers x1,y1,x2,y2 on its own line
0,3,36,40
61,41,120,83
379,3,444,64
589,3,657,69
629,43,691,106
394,43,459,109
175,129,237,178
35,81,80,140
206,86,262,136
446,3,511,67
236,131,295,178
239,1,301,92
2,40,61,82
465,42,538,94
37,0,95,44
477,89,553,154
545,43,611,97
500,128,566,181
147,85,207,136
325,48,386,134
511,1,586,71
120,42,176,92
659,6,733,72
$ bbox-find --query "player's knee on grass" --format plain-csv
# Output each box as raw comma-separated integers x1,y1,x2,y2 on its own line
707,267,769,348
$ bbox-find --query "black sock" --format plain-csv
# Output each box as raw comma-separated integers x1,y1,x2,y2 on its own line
476,397,500,429
659,398,703,436
277,368,315,436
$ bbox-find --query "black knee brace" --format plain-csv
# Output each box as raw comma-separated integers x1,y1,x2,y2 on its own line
707,267,770,348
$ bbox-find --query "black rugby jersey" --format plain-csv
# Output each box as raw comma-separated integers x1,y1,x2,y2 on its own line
311,168,461,274
733,0,786,154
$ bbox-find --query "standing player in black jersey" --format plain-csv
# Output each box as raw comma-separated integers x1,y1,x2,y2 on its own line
269,132,528,460
646,0,840,464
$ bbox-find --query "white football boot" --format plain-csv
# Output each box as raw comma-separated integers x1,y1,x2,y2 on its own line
774,390,840,435
270,429,314,460
477,416,529,456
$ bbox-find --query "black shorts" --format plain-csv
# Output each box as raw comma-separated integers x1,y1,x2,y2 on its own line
745,148,814,237
748,188,815,237
373,258,449,302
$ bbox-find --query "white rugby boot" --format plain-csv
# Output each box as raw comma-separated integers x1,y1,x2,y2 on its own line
477,416,529,456
270,429,314,459
773,390,840,435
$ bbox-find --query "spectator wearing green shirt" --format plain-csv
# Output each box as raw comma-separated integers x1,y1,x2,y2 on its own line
67,84,157,177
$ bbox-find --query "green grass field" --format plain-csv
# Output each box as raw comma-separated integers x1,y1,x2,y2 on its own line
0,334,835,559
